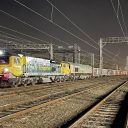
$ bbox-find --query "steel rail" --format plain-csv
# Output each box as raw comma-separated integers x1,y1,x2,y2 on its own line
0,83,104,112
0,86,100,123
0,80,86,98
69,81,127,128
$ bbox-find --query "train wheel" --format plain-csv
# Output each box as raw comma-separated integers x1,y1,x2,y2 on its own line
24,80,28,86
0,81,9,88
15,78,22,87
31,79,36,85
38,77,43,84
11,81,18,88
61,77,64,82
50,77,55,82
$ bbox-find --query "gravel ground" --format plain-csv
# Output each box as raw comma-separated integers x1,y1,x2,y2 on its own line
71,82,128,128
0,77,126,128
0,78,114,107
0,79,95,94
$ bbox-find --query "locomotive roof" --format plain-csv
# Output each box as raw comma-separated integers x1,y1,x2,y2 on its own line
68,62,92,67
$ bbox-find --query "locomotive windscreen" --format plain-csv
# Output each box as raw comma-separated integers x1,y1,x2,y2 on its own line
0,50,10,64
0,56,9,64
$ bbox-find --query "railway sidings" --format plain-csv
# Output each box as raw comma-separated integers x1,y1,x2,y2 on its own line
0,76,128,128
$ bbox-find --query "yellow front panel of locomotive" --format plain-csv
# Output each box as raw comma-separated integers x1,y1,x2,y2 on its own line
10,56,23,77
61,62,71,75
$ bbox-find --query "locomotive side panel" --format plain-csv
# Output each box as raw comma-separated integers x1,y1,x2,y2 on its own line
69,63,92,75
24,57,51,76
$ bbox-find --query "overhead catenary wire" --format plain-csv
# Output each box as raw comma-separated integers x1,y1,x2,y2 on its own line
110,0,126,37
0,25,95,57
0,10,119,64
0,5,119,64
0,30,121,66
119,0,128,35
0,32,102,64
0,25,49,44
0,9,104,58
117,0,120,17
0,28,99,61
50,4,54,22
0,27,65,51
13,0,99,50
0,3,124,67
13,0,118,61
0,30,60,48
46,0,117,57
109,0,127,63
0,10,69,46
0,27,64,48
0,29,64,49
15,0,120,61
0,31,37,44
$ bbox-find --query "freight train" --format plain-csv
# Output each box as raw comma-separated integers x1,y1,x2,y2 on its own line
0,50,128,87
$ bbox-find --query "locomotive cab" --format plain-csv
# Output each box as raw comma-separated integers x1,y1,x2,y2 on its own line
0,50,23,86
0,55,10,78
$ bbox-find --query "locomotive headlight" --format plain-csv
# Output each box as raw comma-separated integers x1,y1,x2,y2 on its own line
0,50,4,55
3,68,9,73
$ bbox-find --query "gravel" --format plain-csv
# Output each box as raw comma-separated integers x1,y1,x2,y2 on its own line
0,77,126,128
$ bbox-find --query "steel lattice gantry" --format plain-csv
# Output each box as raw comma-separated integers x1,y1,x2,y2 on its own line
0,41,53,60
102,37,128,44
0,33,54,59
0,34,81,63
2,43,50,50
99,36,128,75
54,44,81,63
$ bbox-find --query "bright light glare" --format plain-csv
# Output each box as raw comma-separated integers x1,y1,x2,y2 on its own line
3,68,9,73
0,50,4,55
18,54,23,57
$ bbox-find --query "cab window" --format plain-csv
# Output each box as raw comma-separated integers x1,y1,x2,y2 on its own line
0,56,9,64
14,57,21,64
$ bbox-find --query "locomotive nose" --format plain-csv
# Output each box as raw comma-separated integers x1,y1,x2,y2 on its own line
0,67,9,77
0,68,3,73
0,69,3,78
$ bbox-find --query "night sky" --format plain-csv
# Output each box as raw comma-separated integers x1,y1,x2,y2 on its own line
0,0,128,66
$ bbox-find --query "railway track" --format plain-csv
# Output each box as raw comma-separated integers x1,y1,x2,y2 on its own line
0,77,123,112
0,79,99,97
0,80,102,107
0,77,122,99
0,78,114,108
0,76,126,128
0,82,76,97
0,84,96,112
0,76,120,96
69,81,128,128
1,81,95,103
0,82,107,123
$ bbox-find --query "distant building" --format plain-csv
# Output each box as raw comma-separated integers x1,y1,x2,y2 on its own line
125,56,128,70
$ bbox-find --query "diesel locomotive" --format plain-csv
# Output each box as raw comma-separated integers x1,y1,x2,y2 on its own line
0,50,127,87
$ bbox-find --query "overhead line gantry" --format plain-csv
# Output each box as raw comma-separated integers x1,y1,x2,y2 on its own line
99,36,128,75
